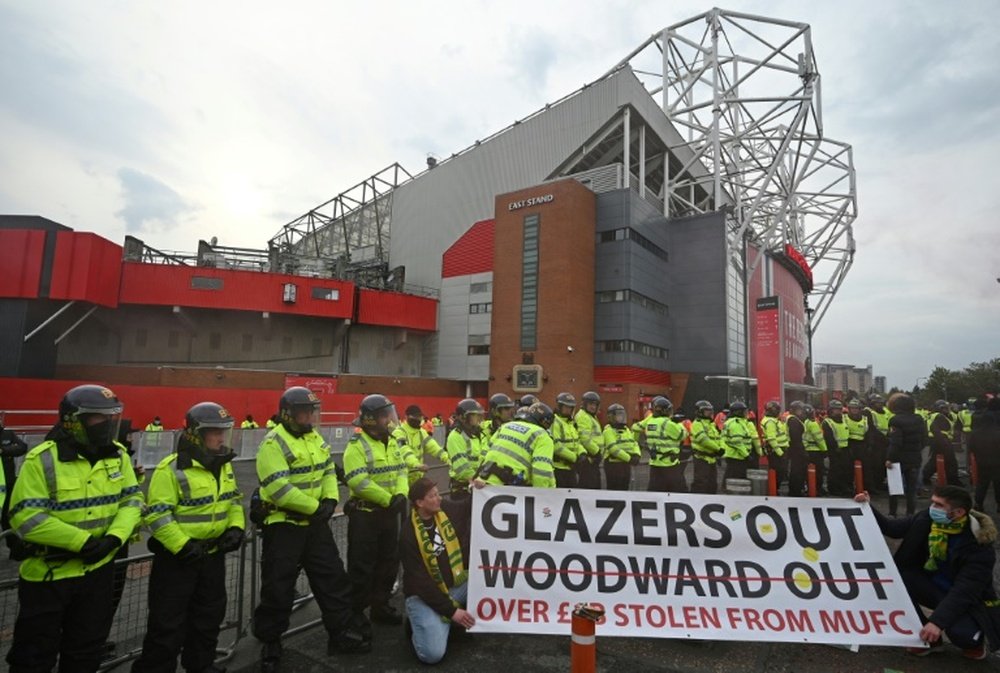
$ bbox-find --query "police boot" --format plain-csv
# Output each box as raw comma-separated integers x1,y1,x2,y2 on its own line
260,641,282,672
328,628,371,655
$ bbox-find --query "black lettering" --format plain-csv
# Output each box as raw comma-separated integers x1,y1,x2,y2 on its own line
632,501,661,545
554,499,591,542
663,502,698,547
823,561,860,600
783,561,821,599
628,556,671,595
523,551,557,590
480,549,522,588
674,558,705,596
855,561,889,600
736,561,770,598
594,499,628,544
826,508,865,550
560,553,592,592
703,559,738,597
481,494,518,539
524,496,551,541
596,555,627,593
700,503,732,548
746,506,787,551
788,507,831,550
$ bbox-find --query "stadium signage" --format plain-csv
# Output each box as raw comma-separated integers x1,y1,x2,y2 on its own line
508,194,554,211
469,488,924,646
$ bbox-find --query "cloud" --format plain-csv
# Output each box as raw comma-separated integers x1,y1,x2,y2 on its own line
115,168,195,234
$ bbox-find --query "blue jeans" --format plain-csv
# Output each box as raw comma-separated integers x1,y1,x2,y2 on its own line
405,582,468,664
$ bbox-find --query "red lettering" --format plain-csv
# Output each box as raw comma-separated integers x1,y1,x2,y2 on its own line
846,610,871,634
727,607,743,628
743,608,764,631
647,605,666,628
478,598,497,621
534,600,549,623
819,609,849,633
700,607,722,629
557,602,572,624
868,610,887,634
499,599,516,621
613,603,630,627
889,610,914,635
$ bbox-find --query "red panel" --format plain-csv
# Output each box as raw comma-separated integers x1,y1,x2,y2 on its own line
442,219,494,278
753,296,783,417
119,263,355,319
594,366,671,386
748,245,807,385
356,288,437,331
0,230,45,298
49,232,122,307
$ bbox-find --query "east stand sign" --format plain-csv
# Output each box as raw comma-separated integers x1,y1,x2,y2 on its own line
467,487,924,647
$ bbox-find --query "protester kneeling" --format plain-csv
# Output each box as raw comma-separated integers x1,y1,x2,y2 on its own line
399,477,475,663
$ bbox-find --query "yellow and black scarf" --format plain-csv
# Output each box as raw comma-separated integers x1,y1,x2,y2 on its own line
924,515,967,572
412,508,467,612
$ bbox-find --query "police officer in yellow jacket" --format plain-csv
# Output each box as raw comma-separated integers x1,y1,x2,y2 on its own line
721,401,760,482
602,404,640,491
6,384,143,673
646,397,688,492
823,400,852,496
478,403,556,488
392,405,448,485
803,405,827,495
253,387,365,671
343,394,408,630
574,391,604,489
760,400,789,485
445,399,487,498
551,393,582,488
132,402,244,673
481,393,516,444
690,400,724,494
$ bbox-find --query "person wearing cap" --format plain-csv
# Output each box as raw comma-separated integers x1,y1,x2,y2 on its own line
241,414,259,429
822,400,852,496
721,401,760,483
399,477,475,664
551,393,582,488
392,405,449,485
886,393,927,516
802,405,828,495
6,384,143,673
574,392,604,489
131,402,244,673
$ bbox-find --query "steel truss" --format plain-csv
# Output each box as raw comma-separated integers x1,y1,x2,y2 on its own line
607,8,857,330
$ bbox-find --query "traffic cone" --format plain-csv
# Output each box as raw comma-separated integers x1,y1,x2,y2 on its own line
571,603,604,673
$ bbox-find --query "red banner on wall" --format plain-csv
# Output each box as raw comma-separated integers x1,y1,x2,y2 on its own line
284,375,339,395
754,296,783,418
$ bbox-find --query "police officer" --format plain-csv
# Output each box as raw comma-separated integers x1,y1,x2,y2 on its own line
785,401,808,497
551,393,582,488
481,393,516,444
922,399,961,486
146,416,164,432
803,405,827,495
602,404,640,491
760,400,789,485
343,395,408,630
254,387,364,671
645,397,688,492
445,399,487,498
392,405,448,485
478,403,556,488
132,402,244,673
844,399,870,493
574,392,604,489
864,395,892,493
721,401,759,482
6,384,143,673
241,414,259,429
823,399,852,496
690,400,724,494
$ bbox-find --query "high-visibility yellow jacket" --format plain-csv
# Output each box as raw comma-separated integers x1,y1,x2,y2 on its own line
845,415,868,442
445,429,486,482
256,425,338,526
959,409,974,434
760,416,789,457
645,416,687,467
690,418,724,464
823,417,850,451
9,440,143,581
145,423,163,432
481,421,555,488
804,419,826,452
392,423,448,484
343,430,407,509
866,408,892,436
550,416,581,471
265,419,277,429
241,420,259,429
602,425,640,464
574,409,604,459
721,417,760,460
145,451,244,554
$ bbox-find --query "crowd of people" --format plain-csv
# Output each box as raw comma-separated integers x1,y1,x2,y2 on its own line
1,384,999,671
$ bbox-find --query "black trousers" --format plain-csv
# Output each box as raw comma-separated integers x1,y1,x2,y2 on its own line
131,551,227,673
555,468,576,489
346,507,400,614
690,459,718,494
786,447,808,497
723,456,750,482
603,462,631,491
975,461,1000,511
900,567,981,648
576,460,602,489
7,561,116,673
253,521,353,643
648,464,687,493
922,443,961,486
828,448,853,496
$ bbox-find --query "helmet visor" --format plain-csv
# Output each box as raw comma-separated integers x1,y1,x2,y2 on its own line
290,403,322,432
80,412,122,448
200,426,235,454
610,409,627,425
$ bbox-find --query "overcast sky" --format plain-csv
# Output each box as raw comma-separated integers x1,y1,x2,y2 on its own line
1,0,997,391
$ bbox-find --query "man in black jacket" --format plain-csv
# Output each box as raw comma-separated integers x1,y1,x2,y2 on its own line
856,485,1000,659
399,477,475,664
886,393,927,516
971,397,1000,512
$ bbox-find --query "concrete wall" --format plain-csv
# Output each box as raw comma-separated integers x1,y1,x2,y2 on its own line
438,272,492,381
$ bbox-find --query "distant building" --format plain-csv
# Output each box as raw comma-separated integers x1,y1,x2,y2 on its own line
814,363,876,397
873,376,887,395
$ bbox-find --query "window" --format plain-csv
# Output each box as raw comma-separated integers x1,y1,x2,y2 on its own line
281,336,293,354
470,281,492,294
209,333,222,350
135,329,147,347
242,334,253,352
595,289,668,315
168,331,180,348
469,302,492,314
311,287,340,301
191,276,223,290
467,345,490,356
595,339,668,360
521,214,539,350
596,227,668,261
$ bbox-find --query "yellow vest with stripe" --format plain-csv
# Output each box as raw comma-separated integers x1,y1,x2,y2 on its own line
959,409,974,433
690,418,723,464
482,421,556,488
722,417,759,460
445,428,486,482
9,440,143,581
823,417,850,450
392,423,448,484
761,416,789,456
550,415,581,470
574,409,604,459
845,415,868,441
602,425,640,464
145,451,244,554
645,416,687,467
804,419,826,452
256,425,338,526
929,412,955,440
866,408,891,436
343,430,407,509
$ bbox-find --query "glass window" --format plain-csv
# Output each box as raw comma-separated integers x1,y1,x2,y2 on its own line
311,287,340,301
521,214,540,350
191,276,223,290
468,345,490,356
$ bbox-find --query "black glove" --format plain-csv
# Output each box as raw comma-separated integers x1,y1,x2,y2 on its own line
177,539,209,565
591,453,602,466
575,452,588,464
388,493,407,514
78,535,121,564
629,454,640,466
311,499,338,523
215,527,245,554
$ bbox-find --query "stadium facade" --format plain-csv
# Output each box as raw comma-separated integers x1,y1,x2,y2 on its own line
0,9,855,426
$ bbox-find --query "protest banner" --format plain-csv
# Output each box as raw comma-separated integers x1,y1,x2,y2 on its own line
468,487,924,647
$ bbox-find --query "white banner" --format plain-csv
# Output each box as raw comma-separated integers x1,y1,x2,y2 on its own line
468,487,924,647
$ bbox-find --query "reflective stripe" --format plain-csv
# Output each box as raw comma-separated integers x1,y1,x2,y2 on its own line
174,467,191,498
493,445,531,471
176,513,217,524
572,634,595,646
271,483,295,501
149,514,176,531
77,516,114,530
40,449,57,498
16,512,49,535
272,432,297,464
261,470,290,487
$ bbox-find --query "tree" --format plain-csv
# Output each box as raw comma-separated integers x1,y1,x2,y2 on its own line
915,359,1000,407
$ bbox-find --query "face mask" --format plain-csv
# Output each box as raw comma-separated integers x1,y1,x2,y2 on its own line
929,505,951,524
407,417,422,429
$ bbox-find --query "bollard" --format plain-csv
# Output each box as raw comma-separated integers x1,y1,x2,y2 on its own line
767,468,777,496
936,454,946,486
807,464,817,497
759,454,769,470
571,603,604,673
853,459,864,495
970,451,979,486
